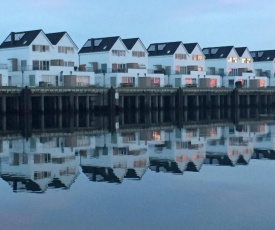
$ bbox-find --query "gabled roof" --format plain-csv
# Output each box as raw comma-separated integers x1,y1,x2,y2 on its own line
147,41,183,56
0,29,43,49
46,32,66,45
235,47,247,57
46,31,78,49
78,36,120,54
183,43,198,54
122,38,139,50
202,46,235,59
250,50,275,62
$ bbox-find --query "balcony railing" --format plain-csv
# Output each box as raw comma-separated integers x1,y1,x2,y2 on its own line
9,65,50,71
0,64,7,69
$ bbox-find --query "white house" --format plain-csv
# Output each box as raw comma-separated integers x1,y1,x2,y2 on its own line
0,29,94,87
203,46,267,88
79,36,164,87
147,41,219,87
250,50,275,87
0,62,8,86
0,137,79,193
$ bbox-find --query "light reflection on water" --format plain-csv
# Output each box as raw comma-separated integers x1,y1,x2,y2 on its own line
1,110,275,229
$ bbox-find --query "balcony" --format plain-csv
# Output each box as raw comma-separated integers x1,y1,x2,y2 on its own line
0,64,7,69
9,65,50,72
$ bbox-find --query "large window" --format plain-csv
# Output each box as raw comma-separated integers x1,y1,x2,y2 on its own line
33,60,50,70
32,45,49,52
192,55,203,61
242,58,251,63
175,53,186,60
228,57,238,63
132,51,145,57
58,46,74,54
112,50,126,56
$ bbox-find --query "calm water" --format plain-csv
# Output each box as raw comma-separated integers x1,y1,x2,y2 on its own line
1,110,275,230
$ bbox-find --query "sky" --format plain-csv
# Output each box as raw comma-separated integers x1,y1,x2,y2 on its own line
0,0,274,51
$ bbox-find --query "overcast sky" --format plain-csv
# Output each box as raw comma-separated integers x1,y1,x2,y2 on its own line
0,0,274,51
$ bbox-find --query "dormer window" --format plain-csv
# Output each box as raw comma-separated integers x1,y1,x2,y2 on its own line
148,45,155,51
83,40,91,47
158,44,166,50
94,39,102,46
203,49,209,55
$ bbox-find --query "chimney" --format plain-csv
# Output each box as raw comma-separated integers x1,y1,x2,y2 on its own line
11,32,15,45
90,38,94,50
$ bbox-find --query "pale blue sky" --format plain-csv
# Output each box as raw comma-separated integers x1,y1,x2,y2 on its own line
0,0,274,51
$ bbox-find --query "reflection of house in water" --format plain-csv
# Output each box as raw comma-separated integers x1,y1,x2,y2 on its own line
253,124,275,159
205,125,254,166
80,131,151,183
0,137,79,193
149,128,206,174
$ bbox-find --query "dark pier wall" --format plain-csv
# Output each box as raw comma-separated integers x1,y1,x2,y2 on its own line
0,87,274,114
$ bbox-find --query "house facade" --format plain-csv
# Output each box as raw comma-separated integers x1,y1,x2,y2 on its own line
203,46,267,88
0,30,94,87
79,36,164,87
147,41,220,87
250,50,275,87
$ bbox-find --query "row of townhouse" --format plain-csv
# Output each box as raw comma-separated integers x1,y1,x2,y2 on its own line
0,29,275,88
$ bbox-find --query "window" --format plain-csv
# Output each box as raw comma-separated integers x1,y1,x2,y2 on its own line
58,46,74,54
83,40,91,47
148,45,155,51
158,44,166,50
33,60,50,70
242,58,251,63
192,55,203,61
228,57,238,63
112,50,126,56
132,51,145,57
175,53,186,59
32,45,49,52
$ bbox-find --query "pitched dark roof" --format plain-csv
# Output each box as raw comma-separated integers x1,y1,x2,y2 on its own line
46,32,66,45
0,29,43,49
235,47,247,57
122,38,139,50
202,46,234,59
79,36,120,54
250,50,275,62
147,41,182,56
183,43,198,54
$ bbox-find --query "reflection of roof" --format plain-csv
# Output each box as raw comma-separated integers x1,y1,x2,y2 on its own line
185,162,199,172
124,169,140,179
81,166,122,183
205,154,235,166
1,174,43,193
150,159,183,174
253,149,275,159
48,178,66,189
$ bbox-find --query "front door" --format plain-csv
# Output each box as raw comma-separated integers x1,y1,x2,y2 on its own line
29,75,35,86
